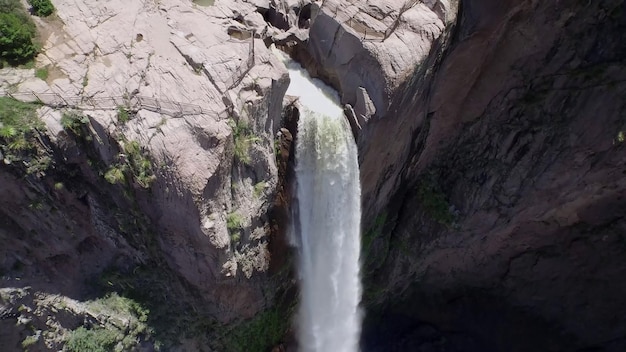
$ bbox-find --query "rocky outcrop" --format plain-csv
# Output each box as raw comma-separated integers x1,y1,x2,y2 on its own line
0,288,152,351
361,0,626,351
289,0,452,120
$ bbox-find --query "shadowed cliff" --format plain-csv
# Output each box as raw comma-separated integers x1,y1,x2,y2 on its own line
359,0,626,351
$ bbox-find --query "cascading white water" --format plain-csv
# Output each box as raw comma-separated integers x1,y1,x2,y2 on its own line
274,47,362,352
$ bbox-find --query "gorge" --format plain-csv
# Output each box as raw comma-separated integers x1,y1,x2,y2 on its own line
1,0,625,351
278,49,362,352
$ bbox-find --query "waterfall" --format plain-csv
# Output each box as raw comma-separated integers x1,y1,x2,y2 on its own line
274,47,362,352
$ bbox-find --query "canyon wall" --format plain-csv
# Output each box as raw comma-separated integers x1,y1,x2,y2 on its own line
358,0,626,351
1,0,625,351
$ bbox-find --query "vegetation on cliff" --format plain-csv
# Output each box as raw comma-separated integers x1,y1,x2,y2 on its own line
65,293,149,352
230,118,260,165
27,0,54,17
104,139,156,189
0,97,53,176
0,0,38,65
226,210,244,243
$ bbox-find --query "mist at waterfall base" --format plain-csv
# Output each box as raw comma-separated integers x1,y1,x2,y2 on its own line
277,49,362,351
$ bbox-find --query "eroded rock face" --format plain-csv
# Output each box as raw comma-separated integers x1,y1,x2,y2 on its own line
361,0,626,350
297,0,452,119
1,0,292,347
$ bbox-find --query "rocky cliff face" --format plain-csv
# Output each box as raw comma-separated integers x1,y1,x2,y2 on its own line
1,0,295,349
359,0,626,351
1,0,625,350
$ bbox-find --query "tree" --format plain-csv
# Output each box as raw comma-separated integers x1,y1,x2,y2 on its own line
0,13,37,64
28,0,54,17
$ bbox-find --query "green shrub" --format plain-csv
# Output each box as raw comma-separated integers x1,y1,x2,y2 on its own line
229,119,259,165
60,111,89,135
0,125,16,138
21,335,38,349
0,0,25,13
27,0,54,17
124,140,140,156
226,212,244,244
0,97,53,172
88,293,150,325
0,12,37,65
104,166,126,185
226,211,244,230
103,140,156,188
65,327,118,352
123,141,155,188
117,105,130,123
253,181,266,198
0,97,41,153
26,155,51,174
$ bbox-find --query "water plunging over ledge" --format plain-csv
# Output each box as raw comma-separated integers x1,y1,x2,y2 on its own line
273,47,362,352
